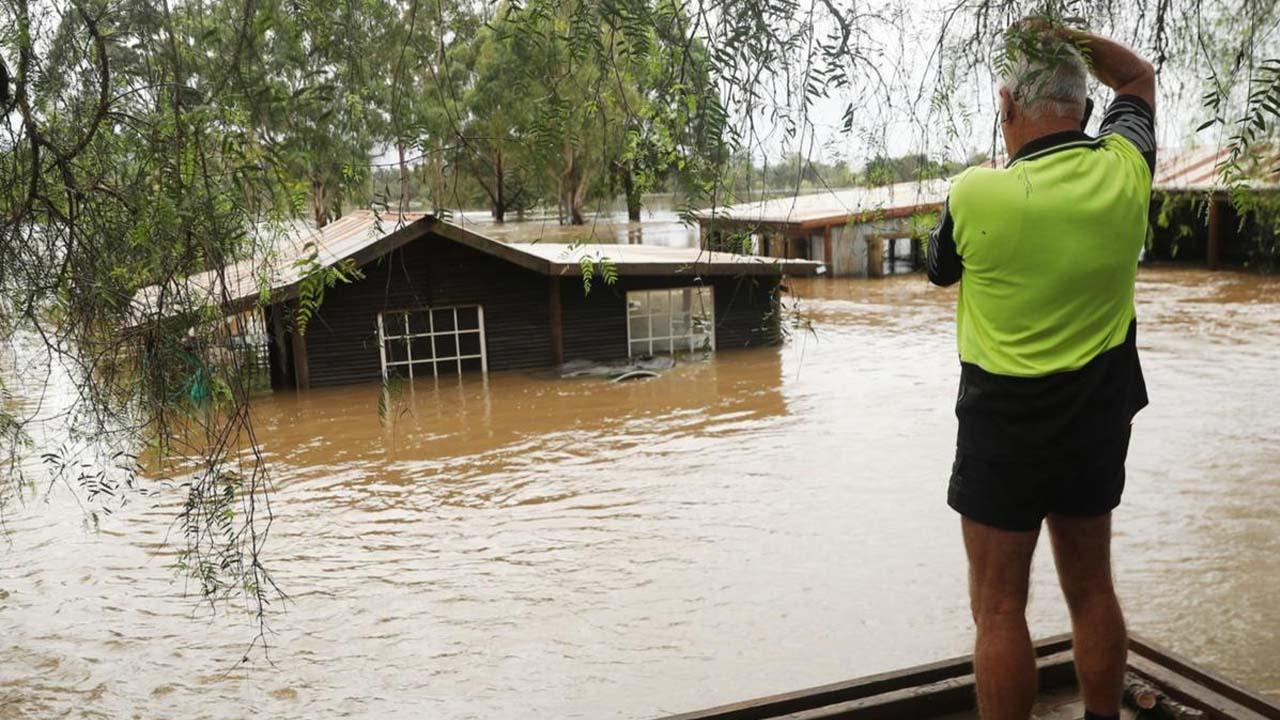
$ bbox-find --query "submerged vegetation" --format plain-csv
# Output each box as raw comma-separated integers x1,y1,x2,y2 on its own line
4,0,1280,650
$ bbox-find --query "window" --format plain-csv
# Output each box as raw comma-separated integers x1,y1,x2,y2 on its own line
377,305,487,380
626,287,715,357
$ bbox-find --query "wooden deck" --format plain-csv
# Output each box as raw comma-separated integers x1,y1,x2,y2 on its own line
932,686,1139,720
657,634,1280,720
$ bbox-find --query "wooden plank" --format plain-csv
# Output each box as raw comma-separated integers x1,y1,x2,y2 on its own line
775,651,1076,720
658,634,1279,720
1207,197,1222,270
267,303,291,390
290,317,310,391
1127,655,1268,720
1129,635,1280,719
548,277,564,367
656,635,1073,720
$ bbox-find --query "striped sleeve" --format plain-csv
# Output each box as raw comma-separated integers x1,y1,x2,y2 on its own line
927,197,962,287
1100,94,1156,175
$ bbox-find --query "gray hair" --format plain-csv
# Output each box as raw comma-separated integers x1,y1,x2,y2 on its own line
999,37,1088,120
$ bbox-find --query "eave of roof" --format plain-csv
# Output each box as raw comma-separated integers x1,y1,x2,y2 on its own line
129,211,823,324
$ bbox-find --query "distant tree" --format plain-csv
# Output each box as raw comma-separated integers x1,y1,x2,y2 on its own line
460,15,544,222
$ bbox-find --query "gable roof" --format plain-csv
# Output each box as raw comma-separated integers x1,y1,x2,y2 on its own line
129,211,823,322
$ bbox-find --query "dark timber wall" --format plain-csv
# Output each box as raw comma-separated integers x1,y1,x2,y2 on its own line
295,235,551,387
268,231,784,388
559,274,781,362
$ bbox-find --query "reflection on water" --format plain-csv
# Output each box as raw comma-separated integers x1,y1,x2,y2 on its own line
2,268,1279,719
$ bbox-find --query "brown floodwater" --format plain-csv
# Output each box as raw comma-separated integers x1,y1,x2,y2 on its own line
2,267,1279,719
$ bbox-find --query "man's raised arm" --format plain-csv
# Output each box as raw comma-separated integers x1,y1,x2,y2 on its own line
1064,28,1156,110
1064,27,1157,174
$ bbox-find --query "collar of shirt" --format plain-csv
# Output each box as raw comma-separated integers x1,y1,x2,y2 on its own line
1006,130,1099,168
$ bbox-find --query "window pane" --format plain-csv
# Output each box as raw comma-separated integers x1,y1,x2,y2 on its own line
380,305,488,379
627,293,649,315
698,286,714,308
432,308,456,332
410,337,434,361
651,336,673,354
434,334,458,360
629,316,650,341
387,338,409,363
650,290,670,314
458,332,481,357
674,288,694,314
407,311,430,335
650,313,671,339
457,307,480,330
629,340,650,357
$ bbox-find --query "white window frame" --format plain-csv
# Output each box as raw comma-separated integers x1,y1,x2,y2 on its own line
377,305,488,380
625,286,716,358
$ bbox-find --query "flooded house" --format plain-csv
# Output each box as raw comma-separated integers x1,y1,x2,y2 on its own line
1145,146,1280,268
699,147,1280,276
132,211,823,390
697,179,949,277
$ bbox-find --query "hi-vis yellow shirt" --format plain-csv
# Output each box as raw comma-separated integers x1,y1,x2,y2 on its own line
928,96,1156,378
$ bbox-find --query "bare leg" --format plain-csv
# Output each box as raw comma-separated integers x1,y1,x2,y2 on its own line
1047,513,1127,716
962,517,1041,720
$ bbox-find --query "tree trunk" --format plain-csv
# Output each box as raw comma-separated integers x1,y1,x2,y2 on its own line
623,167,641,221
561,145,589,225
493,150,505,223
397,142,409,215
430,142,445,213
311,179,329,228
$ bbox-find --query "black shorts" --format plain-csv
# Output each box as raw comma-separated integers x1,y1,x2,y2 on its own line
947,424,1131,532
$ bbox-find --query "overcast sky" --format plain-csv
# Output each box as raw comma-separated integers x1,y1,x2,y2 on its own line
737,0,1236,169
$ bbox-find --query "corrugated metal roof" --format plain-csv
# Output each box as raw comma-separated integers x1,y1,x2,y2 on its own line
507,241,796,268
1153,146,1229,190
701,179,951,230
1153,146,1280,191
130,211,428,321
701,146,1280,230
130,211,822,322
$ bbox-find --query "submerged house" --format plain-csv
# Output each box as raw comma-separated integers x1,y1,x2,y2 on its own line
700,147,1280,276
697,179,949,277
132,211,822,390
1146,146,1280,268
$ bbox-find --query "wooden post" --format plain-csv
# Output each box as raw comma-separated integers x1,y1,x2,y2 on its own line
867,237,885,277
290,319,310,391
1207,196,1222,270
268,304,292,389
548,276,564,367
823,226,834,271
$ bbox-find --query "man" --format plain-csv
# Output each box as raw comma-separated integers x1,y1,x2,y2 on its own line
927,21,1156,720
